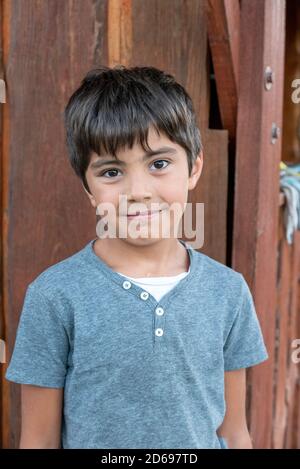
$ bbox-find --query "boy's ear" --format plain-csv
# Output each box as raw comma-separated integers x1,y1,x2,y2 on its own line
188,151,203,191
81,182,97,208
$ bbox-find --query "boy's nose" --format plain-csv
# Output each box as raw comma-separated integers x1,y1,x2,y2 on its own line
125,178,153,202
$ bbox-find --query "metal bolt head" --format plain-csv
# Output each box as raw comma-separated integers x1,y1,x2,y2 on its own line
264,66,274,91
271,123,280,144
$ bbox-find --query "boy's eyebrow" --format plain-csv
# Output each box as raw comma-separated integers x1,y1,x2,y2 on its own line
90,146,177,170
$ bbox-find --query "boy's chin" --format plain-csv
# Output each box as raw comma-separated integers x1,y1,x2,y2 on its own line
117,235,170,247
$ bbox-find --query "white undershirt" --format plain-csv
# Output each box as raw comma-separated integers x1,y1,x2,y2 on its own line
118,267,190,302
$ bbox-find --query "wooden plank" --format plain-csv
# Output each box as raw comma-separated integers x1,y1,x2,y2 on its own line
282,1,300,162
1,0,12,449
284,230,300,448
132,0,210,129
296,271,300,448
108,0,132,66
296,263,300,449
272,220,291,448
0,0,4,450
2,0,108,449
281,0,300,446
232,0,286,448
205,0,239,140
185,128,228,263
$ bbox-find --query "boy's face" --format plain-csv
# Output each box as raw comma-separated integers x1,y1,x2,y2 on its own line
84,125,203,246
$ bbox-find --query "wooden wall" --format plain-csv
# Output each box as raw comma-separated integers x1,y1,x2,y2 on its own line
1,0,299,449
282,0,300,163
0,0,228,448
273,204,300,448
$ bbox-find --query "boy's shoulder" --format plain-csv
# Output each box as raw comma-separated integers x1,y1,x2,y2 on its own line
192,246,243,280
28,240,92,296
190,248,252,318
191,246,245,293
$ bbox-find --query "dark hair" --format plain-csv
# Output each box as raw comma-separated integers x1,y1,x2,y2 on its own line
63,65,202,193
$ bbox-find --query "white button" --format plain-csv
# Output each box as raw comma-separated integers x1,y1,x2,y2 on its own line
155,307,164,316
155,328,164,337
140,291,149,300
122,280,131,289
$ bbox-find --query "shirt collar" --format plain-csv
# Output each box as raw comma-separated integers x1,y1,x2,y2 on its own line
84,237,197,307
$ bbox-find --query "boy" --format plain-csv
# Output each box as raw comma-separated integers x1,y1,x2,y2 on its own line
5,65,268,449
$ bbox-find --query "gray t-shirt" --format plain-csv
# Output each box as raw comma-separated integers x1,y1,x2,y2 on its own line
5,238,268,449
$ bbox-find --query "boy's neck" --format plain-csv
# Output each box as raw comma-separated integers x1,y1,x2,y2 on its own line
92,237,189,278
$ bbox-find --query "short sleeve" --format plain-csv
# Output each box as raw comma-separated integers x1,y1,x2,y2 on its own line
5,282,69,388
223,274,269,371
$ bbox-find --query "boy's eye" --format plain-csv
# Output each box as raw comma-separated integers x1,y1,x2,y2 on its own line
98,159,170,178
99,168,121,178
150,159,170,171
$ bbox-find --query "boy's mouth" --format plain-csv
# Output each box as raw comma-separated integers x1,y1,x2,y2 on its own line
126,210,162,219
